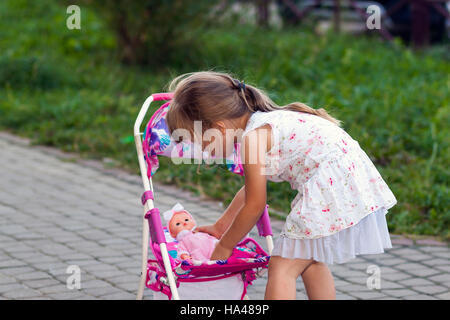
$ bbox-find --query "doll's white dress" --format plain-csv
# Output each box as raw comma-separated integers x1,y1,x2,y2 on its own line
242,110,397,264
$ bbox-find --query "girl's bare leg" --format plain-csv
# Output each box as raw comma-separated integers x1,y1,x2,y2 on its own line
265,256,336,300
264,256,315,300
301,261,336,300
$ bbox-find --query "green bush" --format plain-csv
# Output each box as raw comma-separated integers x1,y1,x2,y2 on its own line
0,57,74,89
84,0,220,67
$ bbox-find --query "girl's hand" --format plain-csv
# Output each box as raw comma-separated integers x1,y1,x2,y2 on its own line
210,242,233,261
194,223,224,239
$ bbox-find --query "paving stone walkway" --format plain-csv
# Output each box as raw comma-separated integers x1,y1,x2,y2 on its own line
0,132,448,300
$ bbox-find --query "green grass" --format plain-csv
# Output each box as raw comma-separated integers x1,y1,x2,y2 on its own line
0,0,449,239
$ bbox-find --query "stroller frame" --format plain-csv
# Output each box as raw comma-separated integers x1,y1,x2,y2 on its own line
134,93,274,300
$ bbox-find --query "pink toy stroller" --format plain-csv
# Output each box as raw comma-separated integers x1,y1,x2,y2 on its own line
134,93,274,300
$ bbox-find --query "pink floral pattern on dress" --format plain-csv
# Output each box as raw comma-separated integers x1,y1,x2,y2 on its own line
242,110,397,239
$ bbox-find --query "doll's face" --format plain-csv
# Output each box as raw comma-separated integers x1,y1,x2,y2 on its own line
169,211,195,238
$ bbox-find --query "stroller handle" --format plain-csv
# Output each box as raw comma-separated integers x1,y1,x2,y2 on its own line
134,92,173,137
256,205,273,237
152,93,174,101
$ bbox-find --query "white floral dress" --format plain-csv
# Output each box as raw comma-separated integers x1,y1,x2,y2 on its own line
242,110,397,264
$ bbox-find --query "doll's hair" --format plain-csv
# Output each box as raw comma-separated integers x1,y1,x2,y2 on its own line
166,71,341,140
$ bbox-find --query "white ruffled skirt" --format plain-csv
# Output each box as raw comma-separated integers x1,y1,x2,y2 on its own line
272,207,392,264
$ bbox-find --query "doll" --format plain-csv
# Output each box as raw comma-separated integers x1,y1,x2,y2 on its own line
163,203,219,262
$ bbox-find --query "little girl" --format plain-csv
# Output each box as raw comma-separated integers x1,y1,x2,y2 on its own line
165,71,397,300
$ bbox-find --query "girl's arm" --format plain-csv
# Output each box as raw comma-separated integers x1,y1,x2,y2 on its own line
210,127,269,260
215,185,246,234
195,185,246,239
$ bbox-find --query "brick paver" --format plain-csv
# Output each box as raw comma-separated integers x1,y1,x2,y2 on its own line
0,132,448,300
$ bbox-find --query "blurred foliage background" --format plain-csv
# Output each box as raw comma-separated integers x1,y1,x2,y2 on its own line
0,0,448,239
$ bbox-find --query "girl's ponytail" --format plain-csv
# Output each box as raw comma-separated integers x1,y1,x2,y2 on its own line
284,102,341,126
232,80,278,113
239,82,341,127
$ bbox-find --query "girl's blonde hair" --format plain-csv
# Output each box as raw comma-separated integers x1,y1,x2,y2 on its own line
166,71,341,139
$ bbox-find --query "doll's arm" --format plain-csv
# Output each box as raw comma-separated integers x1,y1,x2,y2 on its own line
180,253,191,260
177,242,191,260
